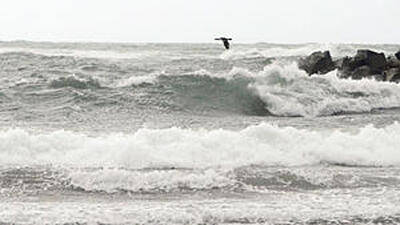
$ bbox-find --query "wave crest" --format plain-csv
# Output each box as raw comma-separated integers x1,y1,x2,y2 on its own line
106,62,400,117
249,62,400,116
1,123,400,168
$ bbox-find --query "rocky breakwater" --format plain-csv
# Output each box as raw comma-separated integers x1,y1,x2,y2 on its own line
298,49,400,82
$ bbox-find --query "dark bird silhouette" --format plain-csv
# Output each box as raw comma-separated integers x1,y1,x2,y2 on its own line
215,37,232,50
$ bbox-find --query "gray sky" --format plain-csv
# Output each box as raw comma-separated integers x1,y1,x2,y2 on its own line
0,0,399,43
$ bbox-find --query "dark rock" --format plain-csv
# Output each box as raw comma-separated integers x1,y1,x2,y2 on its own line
352,49,387,74
351,65,372,80
387,55,400,68
334,56,351,71
334,57,353,78
347,55,365,71
298,49,400,82
395,51,400,60
384,68,400,82
298,51,336,75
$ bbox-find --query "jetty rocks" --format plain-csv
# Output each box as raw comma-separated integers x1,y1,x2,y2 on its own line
298,49,400,82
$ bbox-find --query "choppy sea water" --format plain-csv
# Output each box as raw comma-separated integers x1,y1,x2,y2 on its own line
1,41,400,224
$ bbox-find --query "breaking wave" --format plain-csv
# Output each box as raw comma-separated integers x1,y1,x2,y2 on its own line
3,164,400,194
109,62,400,117
1,122,400,168
1,122,400,194
248,62,400,117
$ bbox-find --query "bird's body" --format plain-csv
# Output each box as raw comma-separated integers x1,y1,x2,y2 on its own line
215,37,232,50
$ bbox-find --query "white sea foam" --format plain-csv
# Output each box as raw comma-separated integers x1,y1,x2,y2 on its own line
249,63,400,116
187,69,213,77
1,123,400,168
69,168,234,193
114,74,159,87
1,189,400,224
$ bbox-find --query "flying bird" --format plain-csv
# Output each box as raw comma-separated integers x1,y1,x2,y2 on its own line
215,37,232,50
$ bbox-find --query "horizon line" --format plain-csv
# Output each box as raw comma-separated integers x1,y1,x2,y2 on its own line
1,39,399,46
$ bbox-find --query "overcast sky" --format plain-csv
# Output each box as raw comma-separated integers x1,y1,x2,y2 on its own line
0,0,399,43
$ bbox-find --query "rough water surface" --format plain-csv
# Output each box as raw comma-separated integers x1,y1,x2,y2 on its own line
1,41,400,224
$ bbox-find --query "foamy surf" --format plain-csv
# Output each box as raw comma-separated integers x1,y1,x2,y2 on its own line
249,62,400,116
1,187,400,224
1,122,400,168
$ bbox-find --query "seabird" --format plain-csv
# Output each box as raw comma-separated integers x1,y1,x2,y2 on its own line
215,37,232,50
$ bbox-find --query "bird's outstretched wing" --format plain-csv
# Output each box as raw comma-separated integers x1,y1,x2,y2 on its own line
215,37,232,41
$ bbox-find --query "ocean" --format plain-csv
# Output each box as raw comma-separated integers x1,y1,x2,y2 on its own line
1,41,400,224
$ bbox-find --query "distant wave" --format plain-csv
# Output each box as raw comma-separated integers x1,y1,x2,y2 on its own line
0,46,212,60
1,43,398,60
0,47,160,59
50,75,102,89
219,43,398,60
